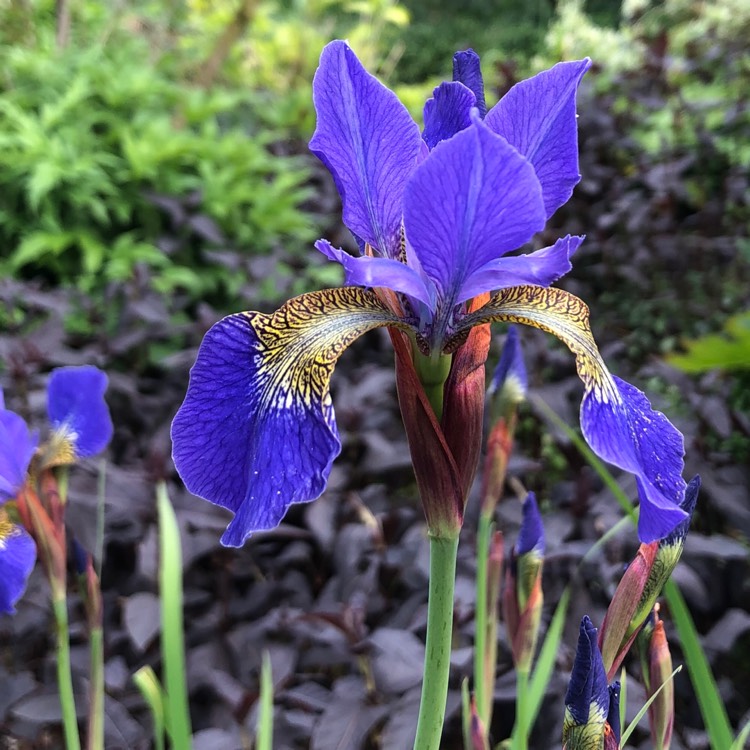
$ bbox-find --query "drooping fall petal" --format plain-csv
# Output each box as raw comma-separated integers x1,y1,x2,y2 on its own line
172,289,406,546
461,285,687,543
0,510,36,615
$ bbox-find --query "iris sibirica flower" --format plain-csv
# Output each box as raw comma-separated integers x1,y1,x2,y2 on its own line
172,41,688,547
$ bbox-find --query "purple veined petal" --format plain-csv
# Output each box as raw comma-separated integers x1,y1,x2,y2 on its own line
0,409,38,503
403,120,546,322
0,512,36,615
315,239,435,309
457,234,584,303
309,41,421,258
47,366,113,459
459,285,687,543
422,81,476,149
485,59,591,218
171,288,408,547
452,49,486,118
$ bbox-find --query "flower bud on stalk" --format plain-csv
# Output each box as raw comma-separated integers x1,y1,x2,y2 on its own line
599,476,700,680
503,493,544,673
636,607,674,750
563,617,617,750
480,327,527,518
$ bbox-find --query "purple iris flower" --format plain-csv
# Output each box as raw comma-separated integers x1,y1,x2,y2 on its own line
172,41,688,547
0,389,37,614
47,366,113,460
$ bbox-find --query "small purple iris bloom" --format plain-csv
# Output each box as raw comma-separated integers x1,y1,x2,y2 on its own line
0,389,37,614
47,366,113,460
172,41,688,547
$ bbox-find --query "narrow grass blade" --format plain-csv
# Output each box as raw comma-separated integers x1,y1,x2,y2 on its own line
620,665,682,746
532,396,637,521
731,719,750,750
526,587,571,727
133,666,166,750
156,483,193,749
461,678,472,750
619,667,627,739
256,651,274,750
664,581,733,749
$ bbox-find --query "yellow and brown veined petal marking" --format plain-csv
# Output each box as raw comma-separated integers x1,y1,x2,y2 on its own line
171,287,410,547
458,285,688,543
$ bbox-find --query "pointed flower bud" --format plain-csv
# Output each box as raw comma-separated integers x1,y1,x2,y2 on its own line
645,610,675,749
480,327,527,516
563,616,611,749
489,326,528,420
599,476,700,680
503,493,544,672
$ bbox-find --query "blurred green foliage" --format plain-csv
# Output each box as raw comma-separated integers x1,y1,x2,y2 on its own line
668,312,750,373
0,0,410,313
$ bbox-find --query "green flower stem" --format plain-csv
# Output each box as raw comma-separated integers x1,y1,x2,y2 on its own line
513,669,530,750
87,626,104,750
52,591,81,750
414,534,459,750
473,513,493,724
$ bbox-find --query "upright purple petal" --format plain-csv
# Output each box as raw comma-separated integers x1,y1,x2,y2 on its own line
315,239,435,308
485,59,591,218
422,81,476,149
456,234,583,302
47,366,113,458
403,120,545,320
171,289,404,547
452,49,486,118
0,514,36,614
309,41,421,258
0,409,37,502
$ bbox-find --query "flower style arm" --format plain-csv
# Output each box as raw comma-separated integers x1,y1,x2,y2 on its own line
171,288,408,547
461,285,688,542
